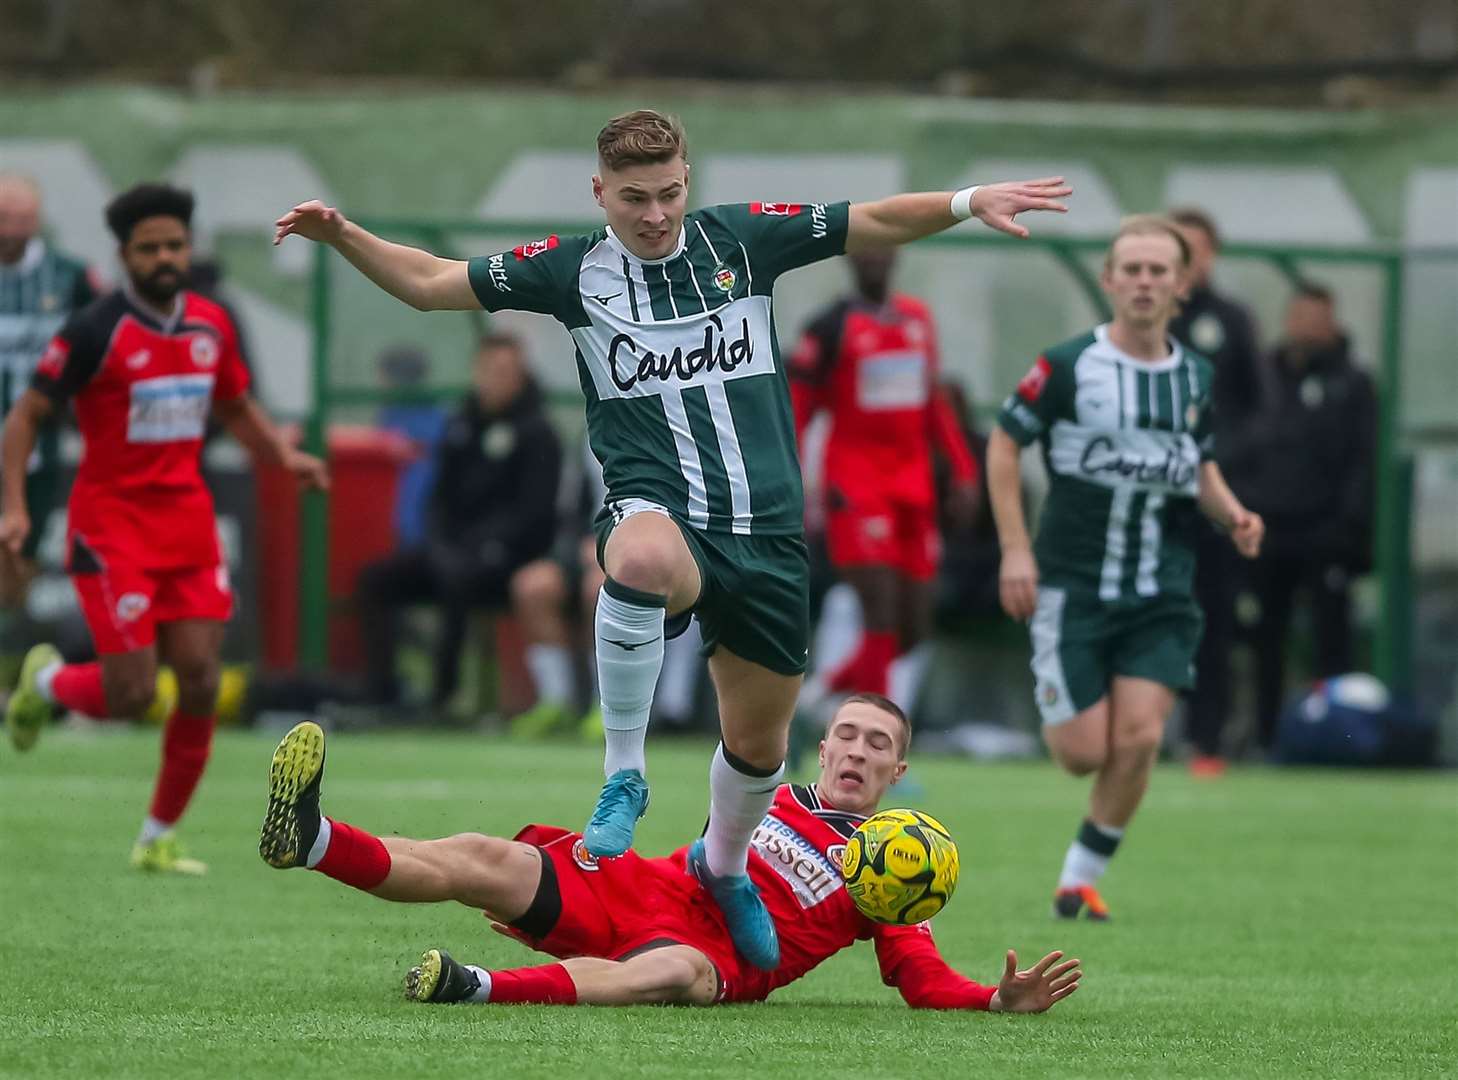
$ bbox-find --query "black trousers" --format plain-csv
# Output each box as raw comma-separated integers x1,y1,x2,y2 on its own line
1250,550,1354,749
1186,523,1242,757
355,546,514,706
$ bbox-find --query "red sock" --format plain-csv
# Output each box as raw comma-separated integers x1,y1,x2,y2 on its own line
49,661,109,718
314,818,392,891
486,963,578,1005
148,709,215,824
826,630,897,696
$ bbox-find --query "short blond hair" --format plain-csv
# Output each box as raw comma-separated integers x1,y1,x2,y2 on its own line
596,110,688,171
1105,214,1191,270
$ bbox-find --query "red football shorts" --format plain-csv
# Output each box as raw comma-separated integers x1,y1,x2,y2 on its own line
825,496,940,581
71,560,233,655
504,825,744,1002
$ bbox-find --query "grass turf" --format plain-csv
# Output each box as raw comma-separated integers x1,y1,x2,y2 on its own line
1,726,1454,1079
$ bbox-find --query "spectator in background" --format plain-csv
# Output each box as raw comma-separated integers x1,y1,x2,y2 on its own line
1168,207,1264,776
372,344,448,548
1244,283,1376,750
356,333,561,710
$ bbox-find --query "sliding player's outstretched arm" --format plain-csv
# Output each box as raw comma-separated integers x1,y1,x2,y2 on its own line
874,924,1081,1013
846,177,1072,252
274,201,480,311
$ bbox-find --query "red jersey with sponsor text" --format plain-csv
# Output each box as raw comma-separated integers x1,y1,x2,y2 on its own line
790,295,978,508
671,783,993,1007
33,290,250,570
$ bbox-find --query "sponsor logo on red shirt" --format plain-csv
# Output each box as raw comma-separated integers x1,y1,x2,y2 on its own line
1017,356,1052,403
37,339,69,379
513,235,560,260
750,202,802,217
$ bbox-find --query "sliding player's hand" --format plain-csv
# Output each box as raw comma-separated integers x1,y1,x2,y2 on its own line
274,201,347,247
0,509,30,558
284,449,330,492
971,179,1073,239
1230,508,1264,559
998,546,1039,622
989,949,1082,1013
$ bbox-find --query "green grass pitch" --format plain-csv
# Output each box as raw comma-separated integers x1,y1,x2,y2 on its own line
2,727,1454,1079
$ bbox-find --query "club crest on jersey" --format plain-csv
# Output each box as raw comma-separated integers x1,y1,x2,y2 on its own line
571,839,601,872
513,235,560,260
190,335,219,368
827,844,846,872
712,264,737,293
116,592,150,623
750,202,801,217
1017,356,1052,403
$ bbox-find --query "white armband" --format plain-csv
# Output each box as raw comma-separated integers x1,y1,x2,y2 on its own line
949,186,980,221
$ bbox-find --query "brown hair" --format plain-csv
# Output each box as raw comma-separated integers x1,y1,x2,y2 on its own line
1105,213,1191,271
1167,205,1221,249
831,692,913,760
596,110,688,171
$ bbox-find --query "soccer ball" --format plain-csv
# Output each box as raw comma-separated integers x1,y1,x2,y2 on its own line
841,808,959,925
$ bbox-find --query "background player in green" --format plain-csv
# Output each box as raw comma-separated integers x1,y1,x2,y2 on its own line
986,215,1264,921
274,108,1070,970
0,173,100,619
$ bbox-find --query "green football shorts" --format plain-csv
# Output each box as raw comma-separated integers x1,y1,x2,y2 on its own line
595,503,810,677
1027,583,1204,726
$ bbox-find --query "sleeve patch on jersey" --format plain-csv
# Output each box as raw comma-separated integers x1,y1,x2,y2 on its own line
36,338,70,379
1016,356,1052,403
750,202,802,217
513,235,560,260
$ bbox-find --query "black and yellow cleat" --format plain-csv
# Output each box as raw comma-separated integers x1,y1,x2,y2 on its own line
6,642,60,752
405,948,481,1004
259,720,325,869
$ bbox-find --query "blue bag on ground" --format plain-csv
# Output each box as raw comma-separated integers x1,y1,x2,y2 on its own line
1275,673,1436,767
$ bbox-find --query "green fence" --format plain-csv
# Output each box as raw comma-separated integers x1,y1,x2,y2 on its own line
303,219,1451,699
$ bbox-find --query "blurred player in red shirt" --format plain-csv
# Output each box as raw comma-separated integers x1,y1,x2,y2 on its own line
0,183,326,874
258,693,1080,1011
790,250,980,708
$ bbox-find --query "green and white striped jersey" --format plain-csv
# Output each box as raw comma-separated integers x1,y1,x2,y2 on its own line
0,239,97,417
467,202,849,536
997,325,1216,601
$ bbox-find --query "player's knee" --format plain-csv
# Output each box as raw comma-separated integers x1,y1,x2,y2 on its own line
635,950,714,1004
511,561,566,614
1112,715,1164,760
605,543,681,598
172,661,220,714
1053,744,1106,776
107,675,157,719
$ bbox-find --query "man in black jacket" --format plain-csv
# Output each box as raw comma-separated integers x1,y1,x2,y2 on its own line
357,333,562,709
1244,283,1376,748
1168,208,1264,774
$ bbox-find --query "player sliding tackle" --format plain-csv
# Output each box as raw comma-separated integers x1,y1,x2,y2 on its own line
274,109,1070,972
259,693,1081,1010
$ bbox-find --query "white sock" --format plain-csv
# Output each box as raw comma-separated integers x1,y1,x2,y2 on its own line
811,583,862,674
465,965,492,1003
137,815,170,845
305,816,333,869
595,584,665,777
704,742,784,878
525,644,575,707
888,642,932,717
35,659,62,704
1057,821,1124,889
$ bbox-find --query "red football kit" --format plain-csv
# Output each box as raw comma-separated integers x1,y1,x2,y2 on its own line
790,295,978,581
507,783,995,1009
33,289,249,653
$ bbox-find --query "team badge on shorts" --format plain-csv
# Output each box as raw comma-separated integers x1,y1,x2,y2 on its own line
712,264,737,293
571,839,601,872
1186,404,1200,428
116,592,150,623
1041,683,1060,707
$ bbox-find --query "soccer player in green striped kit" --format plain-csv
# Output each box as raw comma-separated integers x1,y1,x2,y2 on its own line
988,216,1264,921
274,109,1070,969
